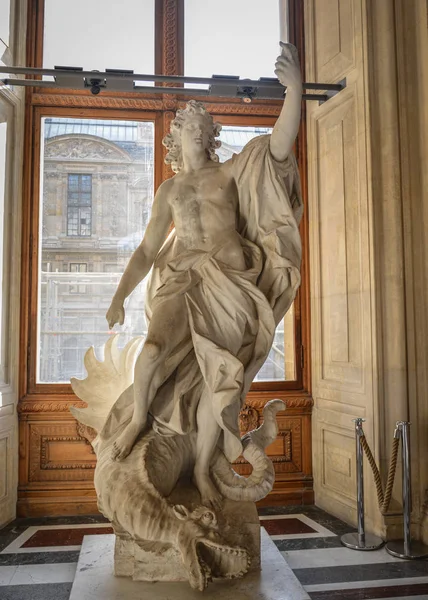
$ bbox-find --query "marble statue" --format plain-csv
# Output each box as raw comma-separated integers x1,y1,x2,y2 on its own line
71,42,303,592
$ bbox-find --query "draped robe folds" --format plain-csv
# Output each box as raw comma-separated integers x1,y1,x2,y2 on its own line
101,135,303,463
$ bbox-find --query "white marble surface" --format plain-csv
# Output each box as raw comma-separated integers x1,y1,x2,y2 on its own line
282,546,404,570
69,529,310,600
0,562,76,585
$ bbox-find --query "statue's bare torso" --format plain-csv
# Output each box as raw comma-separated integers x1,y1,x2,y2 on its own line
167,161,246,271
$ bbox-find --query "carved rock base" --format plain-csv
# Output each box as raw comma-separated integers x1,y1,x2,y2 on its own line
115,539,186,581
114,485,261,583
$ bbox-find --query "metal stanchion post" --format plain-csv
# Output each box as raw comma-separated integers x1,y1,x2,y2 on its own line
341,418,384,550
386,421,428,559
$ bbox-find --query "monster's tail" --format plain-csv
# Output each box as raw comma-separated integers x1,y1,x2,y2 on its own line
70,334,143,433
212,399,285,503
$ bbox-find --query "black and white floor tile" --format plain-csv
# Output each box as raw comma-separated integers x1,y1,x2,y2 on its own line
1,508,427,599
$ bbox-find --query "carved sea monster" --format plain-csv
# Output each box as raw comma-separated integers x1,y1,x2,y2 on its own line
71,335,285,591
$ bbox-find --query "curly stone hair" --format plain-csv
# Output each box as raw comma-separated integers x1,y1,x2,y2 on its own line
162,100,222,173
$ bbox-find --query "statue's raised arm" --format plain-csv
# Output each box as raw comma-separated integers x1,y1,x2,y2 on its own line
270,42,302,161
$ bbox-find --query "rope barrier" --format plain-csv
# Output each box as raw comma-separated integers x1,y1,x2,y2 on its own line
359,434,400,515
343,419,428,556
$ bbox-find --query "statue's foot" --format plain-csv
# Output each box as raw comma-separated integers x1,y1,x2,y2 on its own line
193,472,223,512
111,422,142,461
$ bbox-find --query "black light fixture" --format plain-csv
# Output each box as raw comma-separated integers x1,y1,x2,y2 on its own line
0,65,346,104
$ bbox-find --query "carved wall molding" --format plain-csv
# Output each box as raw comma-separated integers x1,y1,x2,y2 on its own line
31,94,164,111
162,94,178,111
281,420,302,472
18,396,312,415
245,395,313,411
18,395,313,414
76,422,97,445
162,110,175,180
18,400,86,413
162,0,182,76
31,92,282,117
177,101,282,117
276,430,292,463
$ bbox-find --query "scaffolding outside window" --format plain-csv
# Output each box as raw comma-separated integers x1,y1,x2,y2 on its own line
69,263,88,294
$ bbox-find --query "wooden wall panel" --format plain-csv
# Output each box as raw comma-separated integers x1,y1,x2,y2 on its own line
28,423,95,483
17,394,313,516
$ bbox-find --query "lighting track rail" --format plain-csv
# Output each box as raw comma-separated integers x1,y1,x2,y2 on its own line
0,66,346,104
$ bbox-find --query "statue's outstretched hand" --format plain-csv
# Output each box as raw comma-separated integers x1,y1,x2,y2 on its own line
275,42,301,91
106,301,125,329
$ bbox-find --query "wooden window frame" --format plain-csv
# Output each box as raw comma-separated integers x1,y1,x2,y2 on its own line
20,0,310,408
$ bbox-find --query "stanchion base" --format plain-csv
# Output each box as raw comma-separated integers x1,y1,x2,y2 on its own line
341,532,384,551
386,540,428,559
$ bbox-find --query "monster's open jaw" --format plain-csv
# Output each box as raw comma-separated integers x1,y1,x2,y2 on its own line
189,538,250,590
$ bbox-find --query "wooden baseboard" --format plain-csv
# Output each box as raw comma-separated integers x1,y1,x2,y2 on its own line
17,492,99,517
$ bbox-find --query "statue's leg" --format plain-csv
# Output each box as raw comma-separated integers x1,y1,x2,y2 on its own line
193,393,223,511
112,295,189,461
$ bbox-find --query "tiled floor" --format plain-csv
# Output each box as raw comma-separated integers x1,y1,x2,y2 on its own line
1,508,427,599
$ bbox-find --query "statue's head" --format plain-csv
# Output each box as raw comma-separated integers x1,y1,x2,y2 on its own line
163,100,222,173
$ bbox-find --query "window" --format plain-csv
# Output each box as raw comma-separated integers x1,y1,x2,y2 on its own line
23,0,307,395
67,174,92,237
0,0,10,51
43,0,155,74
38,116,154,383
104,264,119,273
184,0,282,83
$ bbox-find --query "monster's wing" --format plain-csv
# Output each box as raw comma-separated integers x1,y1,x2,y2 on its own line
70,334,144,434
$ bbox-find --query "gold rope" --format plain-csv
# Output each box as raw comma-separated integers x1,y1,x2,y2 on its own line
360,434,400,515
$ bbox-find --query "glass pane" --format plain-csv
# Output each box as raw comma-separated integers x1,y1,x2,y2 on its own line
0,0,10,48
185,0,283,87
218,125,296,382
43,0,155,73
38,117,155,383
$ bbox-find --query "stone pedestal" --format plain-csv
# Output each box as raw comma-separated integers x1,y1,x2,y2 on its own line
69,529,310,600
